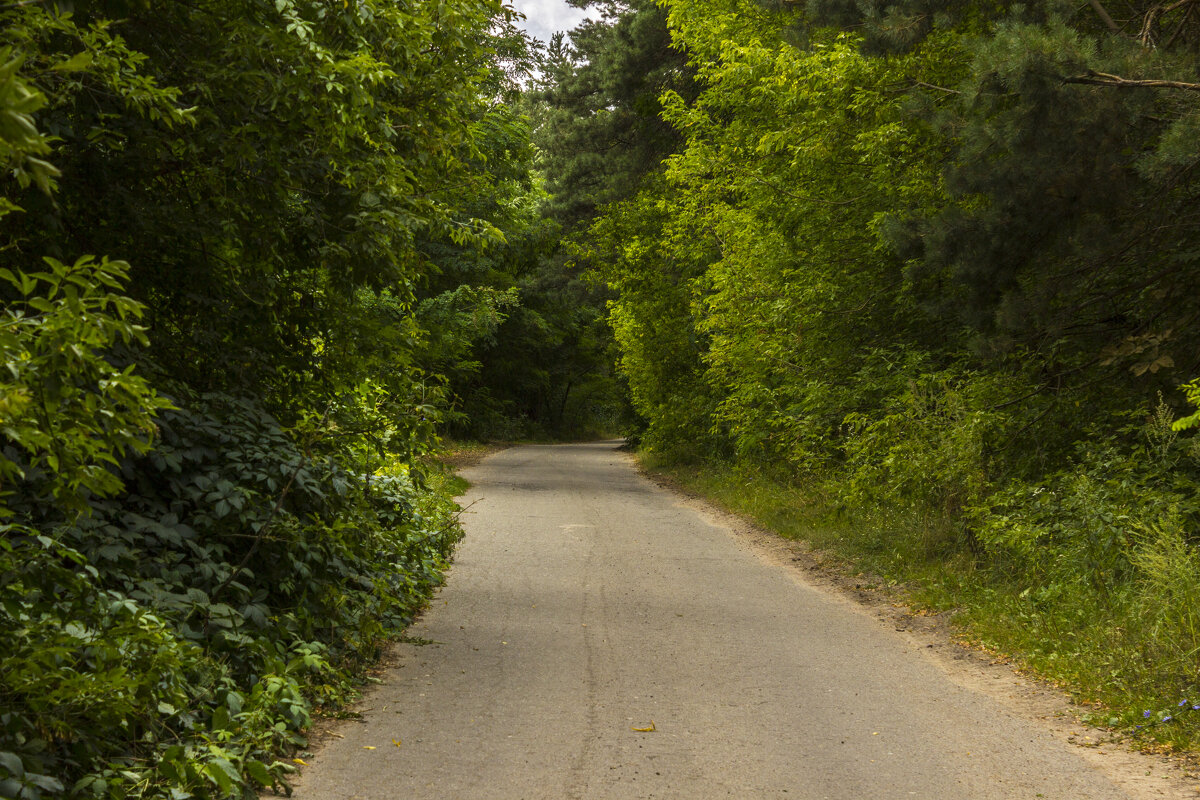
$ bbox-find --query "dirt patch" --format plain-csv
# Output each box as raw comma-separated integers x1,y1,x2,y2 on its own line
634,458,1200,799
436,442,511,471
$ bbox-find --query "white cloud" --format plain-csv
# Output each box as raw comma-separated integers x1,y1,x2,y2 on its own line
509,0,598,44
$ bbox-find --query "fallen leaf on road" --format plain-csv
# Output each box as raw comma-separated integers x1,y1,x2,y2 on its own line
293,758,307,765
632,722,656,732
393,738,402,747
363,746,376,750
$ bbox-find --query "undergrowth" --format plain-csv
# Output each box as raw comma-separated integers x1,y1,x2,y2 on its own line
1,388,464,799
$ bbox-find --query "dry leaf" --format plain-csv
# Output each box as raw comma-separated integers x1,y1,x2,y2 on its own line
293,758,308,765
363,746,376,750
392,738,402,747
631,721,656,732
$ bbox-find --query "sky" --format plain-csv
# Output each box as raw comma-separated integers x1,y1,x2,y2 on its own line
509,0,597,44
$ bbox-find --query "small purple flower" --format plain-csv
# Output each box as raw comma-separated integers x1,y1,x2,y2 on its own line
1144,710,1152,718
1180,700,1189,707
1192,705,1200,711
1164,716,1173,723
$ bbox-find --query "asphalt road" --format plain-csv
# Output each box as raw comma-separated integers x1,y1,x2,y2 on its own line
287,441,1183,799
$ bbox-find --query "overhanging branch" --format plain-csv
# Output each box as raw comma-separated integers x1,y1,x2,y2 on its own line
1062,69,1200,91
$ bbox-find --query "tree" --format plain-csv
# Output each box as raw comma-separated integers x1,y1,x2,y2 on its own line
507,0,699,442
536,0,694,229
0,2,531,795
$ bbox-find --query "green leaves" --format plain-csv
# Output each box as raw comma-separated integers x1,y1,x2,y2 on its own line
0,48,57,195
534,0,693,228
0,386,467,797
0,256,169,517
0,0,517,796
1172,378,1200,432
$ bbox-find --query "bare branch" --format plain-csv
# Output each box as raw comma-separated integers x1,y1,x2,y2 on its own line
1140,0,1200,46
1164,4,1196,47
1142,6,1163,44
1088,0,1122,34
1062,69,1200,91
912,81,963,95
1165,0,1200,15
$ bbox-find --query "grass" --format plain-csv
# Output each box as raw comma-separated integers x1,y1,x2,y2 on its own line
641,453,1200,754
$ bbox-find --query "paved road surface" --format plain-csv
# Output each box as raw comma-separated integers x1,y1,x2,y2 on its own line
288,441,1178,799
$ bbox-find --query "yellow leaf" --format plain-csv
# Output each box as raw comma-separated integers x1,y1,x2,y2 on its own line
631,721,656,732
392,738,402,747
363,746,376,750
293,758,307,765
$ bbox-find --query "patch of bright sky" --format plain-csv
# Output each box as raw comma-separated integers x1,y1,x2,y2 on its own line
509,0,598,44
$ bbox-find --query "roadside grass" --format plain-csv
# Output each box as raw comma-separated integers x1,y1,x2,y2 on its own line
643,454,1200,754
427,464,472,503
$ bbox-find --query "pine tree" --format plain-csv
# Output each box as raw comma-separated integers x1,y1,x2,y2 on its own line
535,0,694,229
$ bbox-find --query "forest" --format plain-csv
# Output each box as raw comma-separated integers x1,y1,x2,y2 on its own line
3,0,1200,796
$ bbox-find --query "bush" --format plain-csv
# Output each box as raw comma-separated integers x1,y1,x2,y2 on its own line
1,264,463,798
1,390,464,798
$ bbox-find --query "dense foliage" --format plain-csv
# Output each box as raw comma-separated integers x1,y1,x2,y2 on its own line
555,0,1200,740
0,1,531,796
11,0,1200,791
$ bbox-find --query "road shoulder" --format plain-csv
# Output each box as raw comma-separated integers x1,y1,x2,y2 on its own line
634,453,1200,799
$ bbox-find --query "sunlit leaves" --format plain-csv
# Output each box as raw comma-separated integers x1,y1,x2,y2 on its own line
0,257,169,517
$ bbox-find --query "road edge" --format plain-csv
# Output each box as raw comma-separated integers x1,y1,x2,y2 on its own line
629,450,1200,800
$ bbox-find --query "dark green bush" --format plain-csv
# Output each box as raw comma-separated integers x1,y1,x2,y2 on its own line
1,389,464,799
